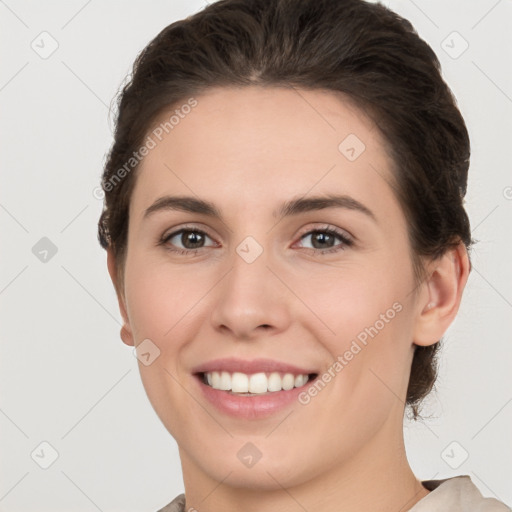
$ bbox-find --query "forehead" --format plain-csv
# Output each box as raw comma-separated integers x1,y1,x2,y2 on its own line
131,86,400,222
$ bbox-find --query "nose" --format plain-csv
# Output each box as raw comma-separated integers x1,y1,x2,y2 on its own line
209,245,292,341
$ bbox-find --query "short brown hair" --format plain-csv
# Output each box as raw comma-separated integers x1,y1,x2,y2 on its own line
97,0,473,420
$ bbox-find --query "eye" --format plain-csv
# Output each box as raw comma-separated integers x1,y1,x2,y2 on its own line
295,226,353,254
159,227,218,255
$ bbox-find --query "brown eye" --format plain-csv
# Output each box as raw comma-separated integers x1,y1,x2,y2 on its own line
309,231,336,249
180,230,205,249
161,228,217,253
297,228,353,253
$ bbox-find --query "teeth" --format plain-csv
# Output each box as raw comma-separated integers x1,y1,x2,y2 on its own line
232,372,249,393
203,371,311,394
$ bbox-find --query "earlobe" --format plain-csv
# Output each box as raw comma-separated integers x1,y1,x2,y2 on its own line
120,324,135,347
413,242,470,347
107,247,135,347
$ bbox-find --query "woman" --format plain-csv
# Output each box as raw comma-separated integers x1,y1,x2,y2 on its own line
97,0,510,510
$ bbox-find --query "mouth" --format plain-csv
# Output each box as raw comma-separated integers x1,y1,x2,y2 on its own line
195,371,319,396
191,357,321,418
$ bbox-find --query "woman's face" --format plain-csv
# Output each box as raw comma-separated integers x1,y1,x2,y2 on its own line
114,86,429,490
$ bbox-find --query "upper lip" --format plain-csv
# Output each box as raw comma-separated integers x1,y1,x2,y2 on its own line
191,357,317,376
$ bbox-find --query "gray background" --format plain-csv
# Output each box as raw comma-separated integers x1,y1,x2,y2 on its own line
1,0,511,510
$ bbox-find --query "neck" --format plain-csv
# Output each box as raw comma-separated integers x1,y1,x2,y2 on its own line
179,409,430,512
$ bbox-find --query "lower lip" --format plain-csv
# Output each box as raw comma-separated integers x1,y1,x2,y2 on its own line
194,374,317,419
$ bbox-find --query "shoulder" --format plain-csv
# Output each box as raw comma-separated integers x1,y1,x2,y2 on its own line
156,479,511,512
412,475,510,511
156,493,186,512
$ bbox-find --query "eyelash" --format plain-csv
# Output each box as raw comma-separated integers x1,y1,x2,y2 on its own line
158,224,354,256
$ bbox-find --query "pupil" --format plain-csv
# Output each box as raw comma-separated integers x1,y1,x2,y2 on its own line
183,231,204,249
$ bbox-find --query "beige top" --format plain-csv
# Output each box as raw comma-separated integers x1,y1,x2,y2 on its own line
157,476,510,512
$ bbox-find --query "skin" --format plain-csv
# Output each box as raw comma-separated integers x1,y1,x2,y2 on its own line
107,86,470,512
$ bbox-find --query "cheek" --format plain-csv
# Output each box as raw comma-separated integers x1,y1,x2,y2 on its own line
124,250,207,341
123,253,204,436
122,251,217,405
305,256,409,342
306,254,414,405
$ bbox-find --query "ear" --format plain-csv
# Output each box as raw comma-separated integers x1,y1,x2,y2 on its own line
107,247,135,347
413,242,470,347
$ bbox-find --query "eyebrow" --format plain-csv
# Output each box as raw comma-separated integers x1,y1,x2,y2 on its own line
142,194,376,223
